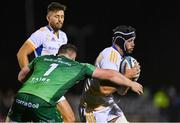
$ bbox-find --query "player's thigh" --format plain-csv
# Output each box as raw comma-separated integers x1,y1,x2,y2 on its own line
7,106,23,122
7,94,30,122
35,104,62,122
15,93,62,122
56,97,75,121
31,96,62,122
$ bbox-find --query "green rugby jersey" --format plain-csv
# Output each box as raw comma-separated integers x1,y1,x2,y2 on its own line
19,55,96,105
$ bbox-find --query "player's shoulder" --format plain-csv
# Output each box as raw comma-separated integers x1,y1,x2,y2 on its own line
59,30,67,37
80,62,95,68
39,26,47,32
102,47,119,56
35,26,49,32
33,26,48,34
101,46,112,54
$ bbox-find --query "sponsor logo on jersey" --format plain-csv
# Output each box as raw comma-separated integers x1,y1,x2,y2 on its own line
16,99,39,109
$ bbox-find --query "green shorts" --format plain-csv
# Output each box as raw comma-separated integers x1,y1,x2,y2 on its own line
8,93,62,122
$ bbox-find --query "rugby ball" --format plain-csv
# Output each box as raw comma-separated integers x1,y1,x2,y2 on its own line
119,56,140,81
117,56,140,95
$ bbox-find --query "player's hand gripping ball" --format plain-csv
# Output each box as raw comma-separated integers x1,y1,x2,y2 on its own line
120,56,140,81
117,56,141,95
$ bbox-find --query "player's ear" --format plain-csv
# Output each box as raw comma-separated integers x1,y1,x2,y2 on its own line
46,12,52,22
46,15,50,21
68,51,76,60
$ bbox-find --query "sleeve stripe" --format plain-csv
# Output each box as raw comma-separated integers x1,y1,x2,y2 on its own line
109,52,112,62
112,51,115,63
109,51,118,63
109,51,113,62
26,40,36,51
115,52,118,63
114,51,117,63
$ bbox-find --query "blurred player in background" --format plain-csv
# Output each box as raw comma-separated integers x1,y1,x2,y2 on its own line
16,2,75,122
79,25,141,123
7,44,143,122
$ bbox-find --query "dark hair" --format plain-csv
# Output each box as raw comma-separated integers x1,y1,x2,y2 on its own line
47,2,66,13
57,44,77,55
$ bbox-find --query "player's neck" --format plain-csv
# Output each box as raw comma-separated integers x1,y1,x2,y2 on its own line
58,54,71,60
114,44,124,56
48,25,59,35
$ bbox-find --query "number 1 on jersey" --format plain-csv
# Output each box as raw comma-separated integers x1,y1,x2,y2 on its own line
44,63,59,76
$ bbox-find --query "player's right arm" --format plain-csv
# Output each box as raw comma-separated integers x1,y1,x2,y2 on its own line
18,66,30,82
92,68,143,95
17,28,44,69
18,56,37,82
17,40,35,69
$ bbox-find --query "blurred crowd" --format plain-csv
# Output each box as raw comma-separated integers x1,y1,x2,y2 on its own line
0,89,14,122
1,86,180,122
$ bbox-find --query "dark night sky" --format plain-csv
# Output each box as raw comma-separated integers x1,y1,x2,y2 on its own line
1,0,180,92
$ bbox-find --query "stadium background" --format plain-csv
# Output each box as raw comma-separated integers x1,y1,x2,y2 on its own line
0,0,180,122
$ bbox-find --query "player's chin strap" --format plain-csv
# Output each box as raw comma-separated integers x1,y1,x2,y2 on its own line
112,36,127,52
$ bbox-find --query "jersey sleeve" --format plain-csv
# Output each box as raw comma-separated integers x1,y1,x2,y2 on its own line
61,31,68,44
58,30,68,46
100,60,118,71
84,63,96,76
28,30,44,49
99,51,119,71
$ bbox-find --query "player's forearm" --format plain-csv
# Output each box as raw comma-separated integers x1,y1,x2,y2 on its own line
93,68,132,87
17,41,34,69
108,70,133,88
109,71,143,95
17,51,29,69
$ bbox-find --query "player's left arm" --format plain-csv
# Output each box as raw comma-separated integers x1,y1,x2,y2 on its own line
18,56,37,82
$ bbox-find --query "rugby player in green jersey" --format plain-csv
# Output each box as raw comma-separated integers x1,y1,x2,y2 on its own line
7,44,143,122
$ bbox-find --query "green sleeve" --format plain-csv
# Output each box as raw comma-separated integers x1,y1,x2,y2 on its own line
84,63,96,76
